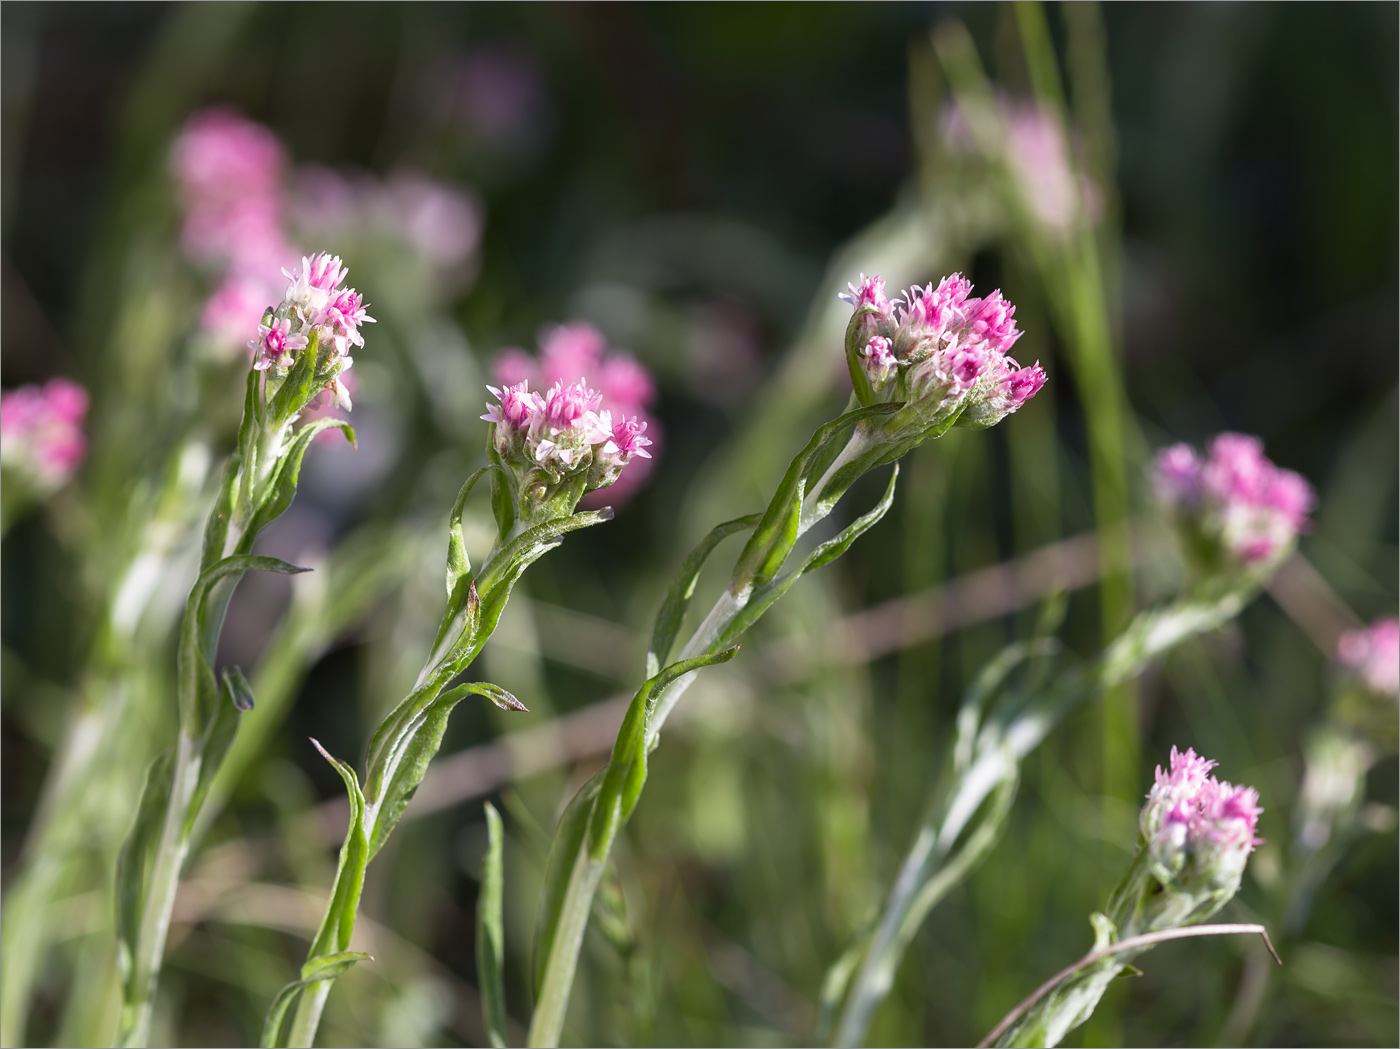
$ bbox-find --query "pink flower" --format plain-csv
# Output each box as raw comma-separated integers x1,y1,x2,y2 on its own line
250,316,308,371
1,378,90,488
860,335,897,385
385,172,482,267
1154,444,1202,506
1003,359,1047,409
482,381,543,431
1337,617,1400,698
1143,746,1263,868
488,322,661,501
1158,432,1313,567
171,107,285,206
839,273,894,316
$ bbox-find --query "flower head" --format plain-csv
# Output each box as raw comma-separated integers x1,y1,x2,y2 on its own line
1,378,89,491
1114,746,1263,934
487,322,660,506
1336,617,1400,698
243,253,369,415
840,271,1042,431
1154,433,1313,571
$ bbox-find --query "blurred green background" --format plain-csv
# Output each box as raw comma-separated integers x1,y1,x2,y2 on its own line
2,4,1395,1047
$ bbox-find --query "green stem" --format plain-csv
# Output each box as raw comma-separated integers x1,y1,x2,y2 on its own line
118,731,201,1048
527,852,610,1047
285,981,332,1049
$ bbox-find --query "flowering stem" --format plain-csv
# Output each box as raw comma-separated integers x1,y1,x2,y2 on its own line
826,584,1254,1048
527,423,899,1048
117,733,202,1047
978,924,1278,1049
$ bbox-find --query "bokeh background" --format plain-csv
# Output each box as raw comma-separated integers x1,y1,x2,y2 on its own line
2,4,1396,1047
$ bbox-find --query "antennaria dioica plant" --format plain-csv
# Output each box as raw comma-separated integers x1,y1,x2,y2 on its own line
114,253,368,1047
269,347,657,1047
523,273,1049,1047
823,433,1314,1046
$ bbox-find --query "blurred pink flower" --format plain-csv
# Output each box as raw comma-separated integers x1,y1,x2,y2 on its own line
1,378,89,489
1154,432,1313,567
1337,617,1400,698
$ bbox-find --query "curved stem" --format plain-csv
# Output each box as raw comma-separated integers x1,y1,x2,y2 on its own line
976,924,1279,1049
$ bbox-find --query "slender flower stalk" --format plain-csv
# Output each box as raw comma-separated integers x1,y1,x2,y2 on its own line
991,748,1264,1048
822,433,1312,1048
115,253,367,1048
270,327,649,1049
526,274,1046,1048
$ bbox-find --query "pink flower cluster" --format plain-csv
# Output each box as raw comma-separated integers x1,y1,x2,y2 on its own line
1336,617,1400,698
840,273,1046,424
0,378,89,489
172,109,299,351
1154,433,1314,566
1142,746,1262,872
487,323,658,500
248,252,372,410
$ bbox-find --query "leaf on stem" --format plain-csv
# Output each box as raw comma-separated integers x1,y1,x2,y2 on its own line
532,768,606,996
115,750,174,999
243,418,355,542
588,645,742,859
366,681,525,859
477,802,508,1049
259,950,371,1049
720,463,900,647
647,512,762,677
446,465,496,599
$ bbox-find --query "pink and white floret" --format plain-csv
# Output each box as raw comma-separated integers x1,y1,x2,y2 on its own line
839,272,1046,428
248,252,372,412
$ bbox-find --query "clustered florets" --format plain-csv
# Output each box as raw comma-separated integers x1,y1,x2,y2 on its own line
1140,746,1262,891
248,252,372,411
1154,433,1313,568
483,376,651,492
1336,617,1400,698
485,323,658,501
839,272,1046,427
0,378,89,491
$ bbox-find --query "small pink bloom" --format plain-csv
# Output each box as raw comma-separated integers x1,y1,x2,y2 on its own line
1,378,90,488
1155,444,1202,505
542,379,601,433
961,290,1022,354
1144,746,1262,863
944,344,986,392
839,273,893,316
862,335,897,384
250,316,308,371
482,381,542,430
171,108,285,206
1337,617,1400,697
494,348,538,388
608,415,652,460
1004,360,1047,409
385,172,482,267
595,353,656,413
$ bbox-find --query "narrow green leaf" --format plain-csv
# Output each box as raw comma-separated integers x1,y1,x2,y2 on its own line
588,646,743,859
186,686,242,835
178,555,309,731
731,402,899,592
115,750,173,996
365,681,524,859
223,665,256,712
304,740,368,964
477,802,508,1049
268,328,321,424
532,768,606,995
260,951,371,1048
244,418,355,542
647,512,762,677
201,454,240,568
719,464,899,647
446,466,495,598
